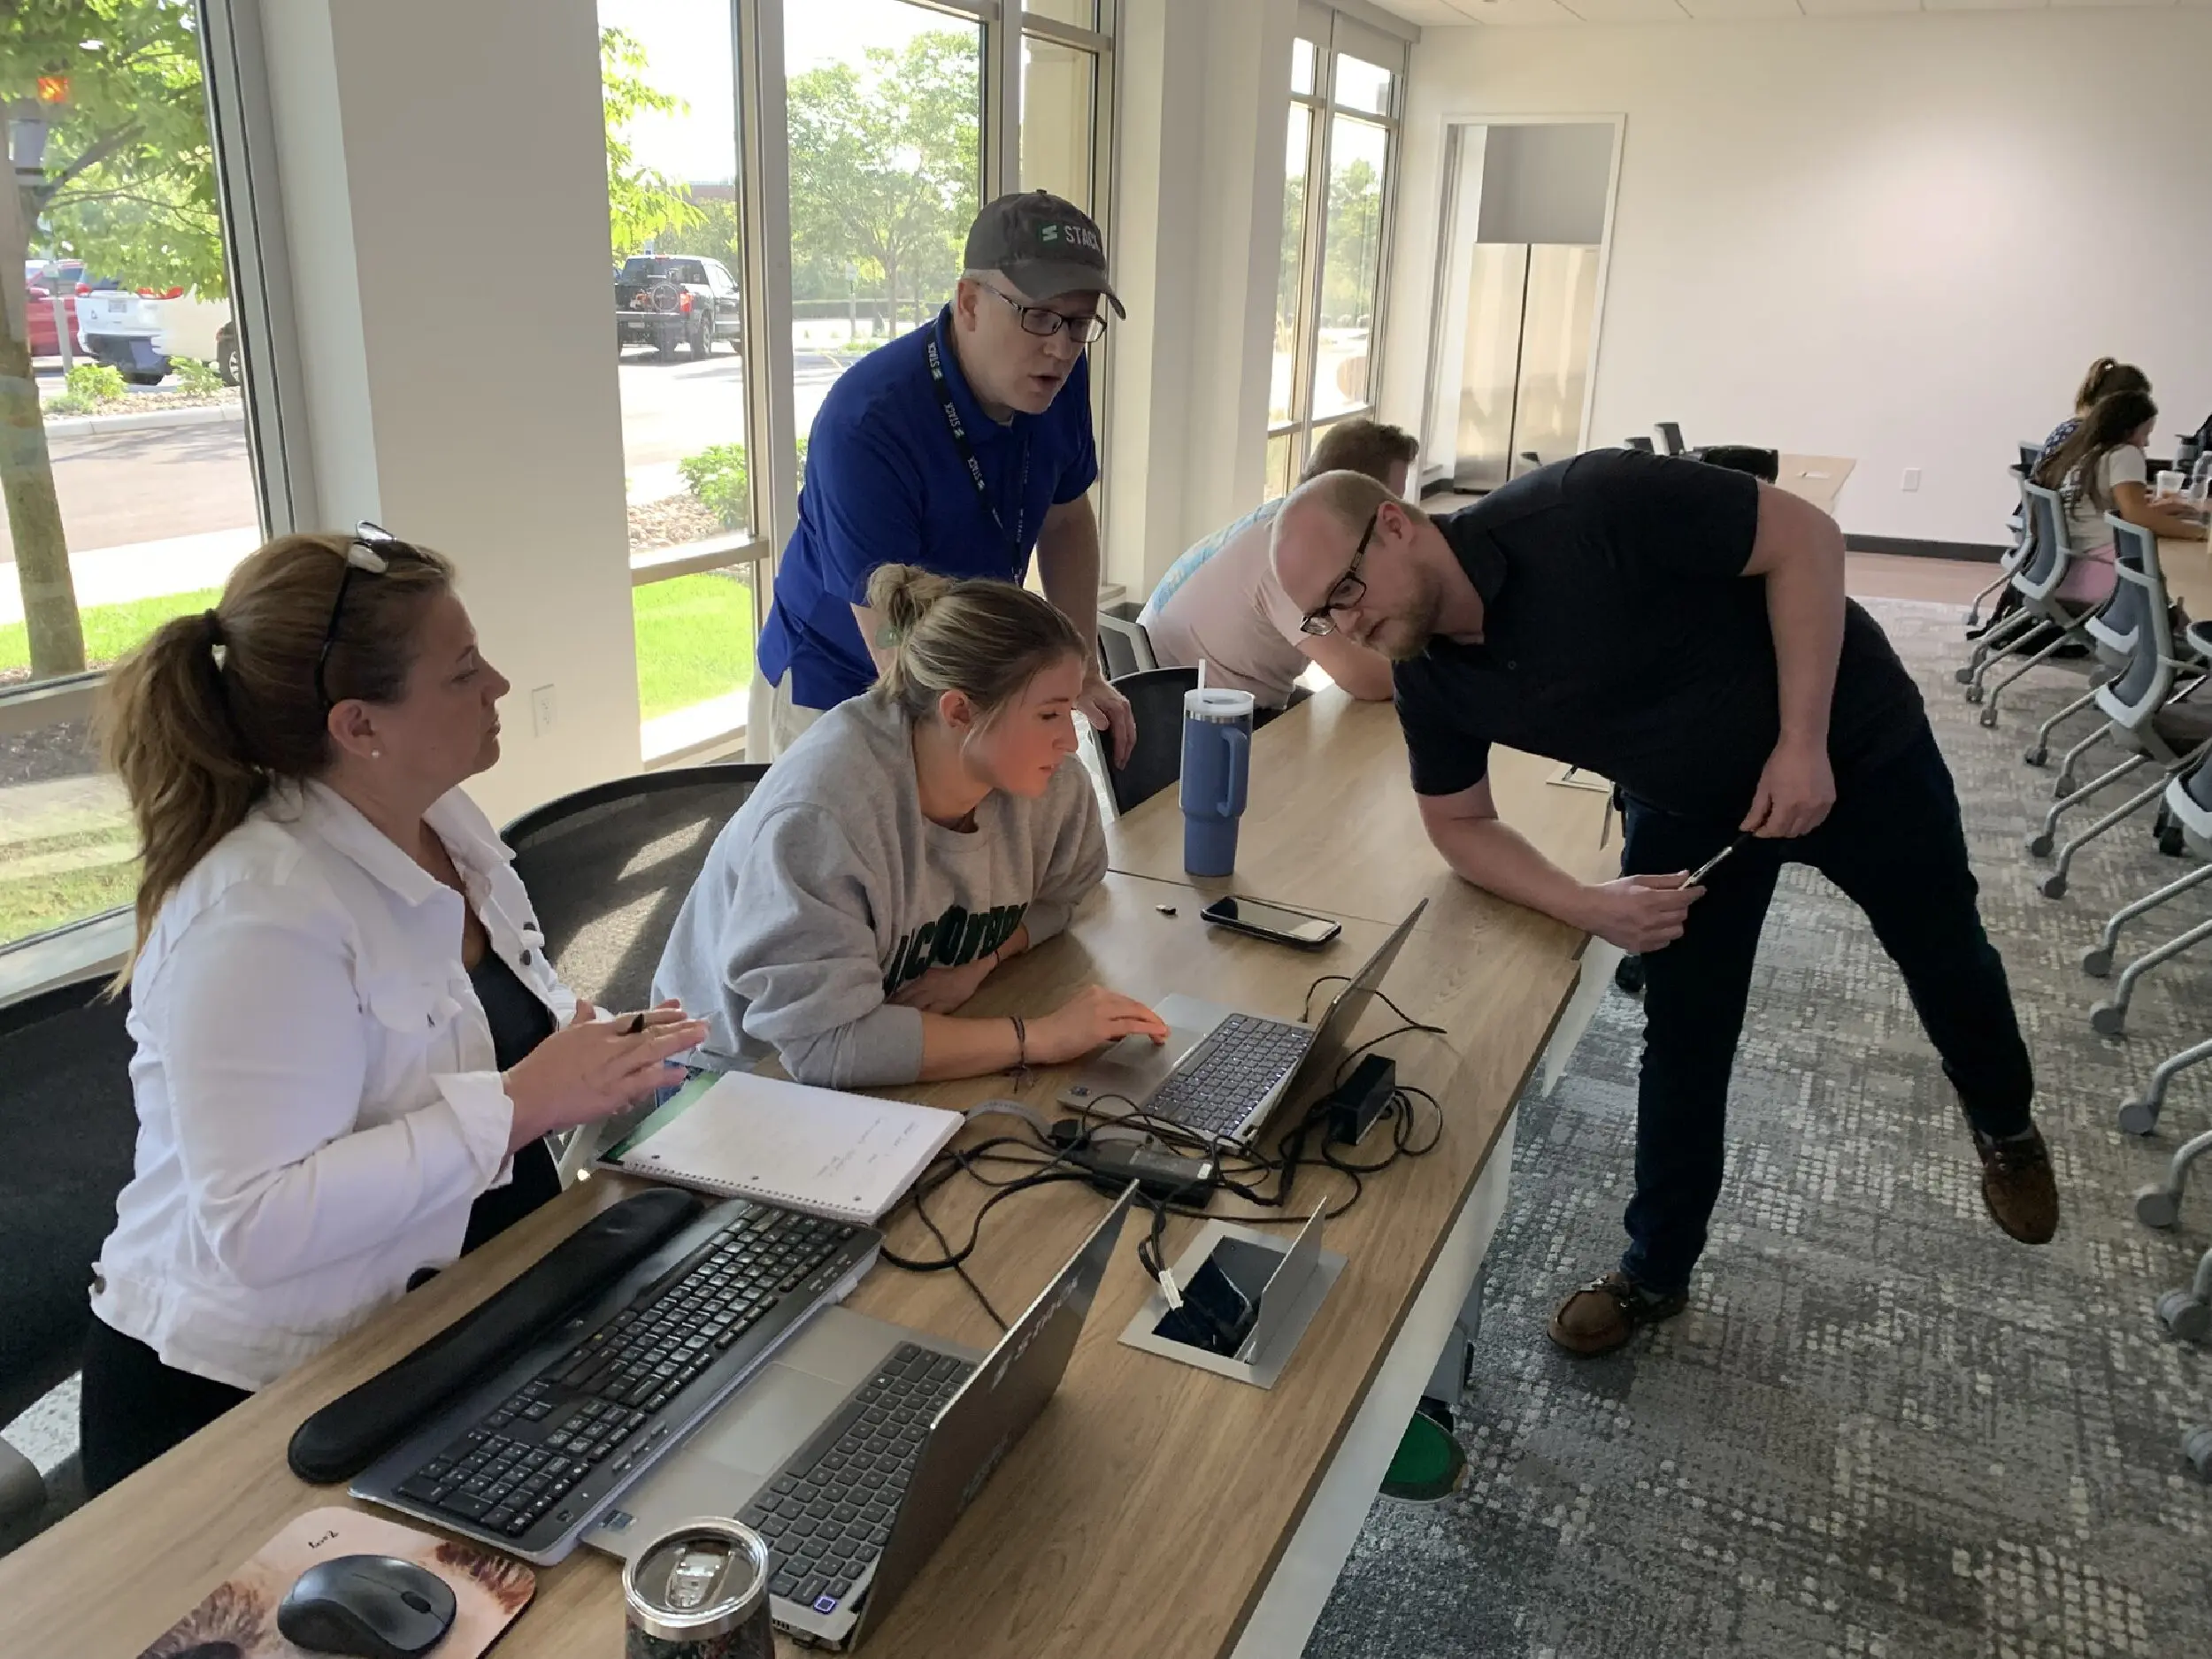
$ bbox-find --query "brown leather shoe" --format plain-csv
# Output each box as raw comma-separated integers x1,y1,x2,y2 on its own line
1547,1271,1687,1356
1974,1125,2059,1243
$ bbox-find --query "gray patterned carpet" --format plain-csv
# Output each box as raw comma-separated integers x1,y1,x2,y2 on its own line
1306,598,2212,1659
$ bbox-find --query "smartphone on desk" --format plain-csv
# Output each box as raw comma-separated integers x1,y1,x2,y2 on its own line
1201,895,1341,949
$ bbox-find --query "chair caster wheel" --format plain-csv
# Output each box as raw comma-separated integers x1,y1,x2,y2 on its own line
1965,685,1985,704
2156,1290,2209,1342
2080,946,2113,978
1955,666,1976,685
2024,747,2047,767
2092,1002,2127,1037
2135,1187,2183,1230
1978,707,1999,728
2185,1426,2212,1481
2039,873,2068,900
2027,833,2055,858
2117,1098,2159,1136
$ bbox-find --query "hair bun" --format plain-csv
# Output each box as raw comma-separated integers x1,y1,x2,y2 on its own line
865,564,954,645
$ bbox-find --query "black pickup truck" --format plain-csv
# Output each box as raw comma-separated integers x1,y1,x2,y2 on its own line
615,255,742,359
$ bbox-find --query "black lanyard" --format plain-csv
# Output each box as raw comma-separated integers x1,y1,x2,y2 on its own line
926,319,1032,574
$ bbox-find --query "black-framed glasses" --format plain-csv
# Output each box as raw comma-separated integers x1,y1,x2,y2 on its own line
1298,510,1380,637
977,281,1108,345
315,521,408,710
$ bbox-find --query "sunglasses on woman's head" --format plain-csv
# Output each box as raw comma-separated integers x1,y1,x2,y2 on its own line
316,522,416,710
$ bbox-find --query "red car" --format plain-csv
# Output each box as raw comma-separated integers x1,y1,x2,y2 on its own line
24,281,81,359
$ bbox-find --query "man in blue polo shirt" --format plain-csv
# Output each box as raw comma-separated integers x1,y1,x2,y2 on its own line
750,191,1134,763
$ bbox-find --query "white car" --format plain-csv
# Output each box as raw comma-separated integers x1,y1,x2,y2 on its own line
74,288,240,387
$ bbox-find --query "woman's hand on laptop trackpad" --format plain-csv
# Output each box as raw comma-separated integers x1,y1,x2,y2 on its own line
1032,986,1171,1065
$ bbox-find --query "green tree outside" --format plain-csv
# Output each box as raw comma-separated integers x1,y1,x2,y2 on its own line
785,31,979,329
3,0,224,681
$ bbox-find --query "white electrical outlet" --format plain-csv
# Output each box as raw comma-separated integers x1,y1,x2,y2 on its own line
531,685,557,736
1902,468,1922,493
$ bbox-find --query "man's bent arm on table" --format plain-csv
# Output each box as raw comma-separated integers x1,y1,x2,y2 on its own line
1415,484,1848,955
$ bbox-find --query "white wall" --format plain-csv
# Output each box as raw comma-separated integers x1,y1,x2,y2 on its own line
260,0,642,823
1379,12,2212,547
1105,0,1300,595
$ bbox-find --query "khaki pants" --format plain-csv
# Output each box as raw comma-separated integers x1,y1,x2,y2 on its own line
746,672,825,763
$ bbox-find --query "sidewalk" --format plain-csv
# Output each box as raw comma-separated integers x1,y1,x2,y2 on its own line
0,526,261,625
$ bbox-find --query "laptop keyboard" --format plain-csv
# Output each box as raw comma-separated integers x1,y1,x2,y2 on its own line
1146,1013,1315,1140
386,1206,858,1543
738,1342,976,1616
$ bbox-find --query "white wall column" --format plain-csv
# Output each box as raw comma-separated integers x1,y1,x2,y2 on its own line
1105,0,1296,600
256,0,641,821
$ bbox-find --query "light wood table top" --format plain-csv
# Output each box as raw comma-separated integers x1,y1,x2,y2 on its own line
2162,533,2211,615
1778,453,1855,518
1104,687,1616,949
0,871,1584,1659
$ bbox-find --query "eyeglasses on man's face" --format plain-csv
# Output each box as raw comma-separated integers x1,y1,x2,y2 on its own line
977,282,1108,346
1298,509,1381,638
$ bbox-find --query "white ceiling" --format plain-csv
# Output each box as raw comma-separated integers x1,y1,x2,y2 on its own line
1380,0,2203,25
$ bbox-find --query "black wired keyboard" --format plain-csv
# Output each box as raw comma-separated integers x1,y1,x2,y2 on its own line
1147,1013,1315,1140
737,1342,977,1614
354,1200,880,1563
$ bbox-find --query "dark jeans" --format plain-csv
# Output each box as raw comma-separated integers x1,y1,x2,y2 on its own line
79,1138,562,1495
1617,723,2034,1295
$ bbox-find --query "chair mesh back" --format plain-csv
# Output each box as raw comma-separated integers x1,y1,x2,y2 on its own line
2101,527,2171,719
2019,484,2068,588
2016,441,2041,475
0,977,139,1422
504,767,767,1013
1099,667,1201,816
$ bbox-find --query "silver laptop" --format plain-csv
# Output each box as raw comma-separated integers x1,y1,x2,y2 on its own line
1056,899,1426,1146
589,1187,1135,1650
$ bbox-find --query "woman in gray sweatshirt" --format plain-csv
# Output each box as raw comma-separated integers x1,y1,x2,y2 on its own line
654,564,1169,1088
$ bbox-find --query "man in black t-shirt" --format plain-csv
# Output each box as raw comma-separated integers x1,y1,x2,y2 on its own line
1271,450,2057,1356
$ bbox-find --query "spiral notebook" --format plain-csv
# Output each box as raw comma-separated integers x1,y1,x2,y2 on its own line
598,1070,962,1225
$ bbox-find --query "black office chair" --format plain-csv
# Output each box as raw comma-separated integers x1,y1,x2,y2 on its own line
0,972,142,1546
2016,440,2043,477
503,764,769,1015
1655,421,1686,456
1624,435,1655,453
1088,666,1199,817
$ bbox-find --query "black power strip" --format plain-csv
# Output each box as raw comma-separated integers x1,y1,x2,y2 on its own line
1049,1120,1219,1204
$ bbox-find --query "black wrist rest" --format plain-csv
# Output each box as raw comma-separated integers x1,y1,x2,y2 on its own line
288,1186,704,1484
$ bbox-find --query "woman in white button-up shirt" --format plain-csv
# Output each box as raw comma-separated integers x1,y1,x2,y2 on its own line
81,526,708,1494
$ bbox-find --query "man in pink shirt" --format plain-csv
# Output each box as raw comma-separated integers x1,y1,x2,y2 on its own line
1139,420,1413,707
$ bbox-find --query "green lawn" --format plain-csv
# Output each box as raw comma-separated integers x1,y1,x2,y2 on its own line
0,825,141,943
0,574,752,943
0,588,222,676
1,576,752,724
634,570,757,722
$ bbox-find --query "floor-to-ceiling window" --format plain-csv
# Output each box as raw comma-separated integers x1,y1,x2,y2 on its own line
1267,7,1405,499
596,0,766,762
0,1,278,950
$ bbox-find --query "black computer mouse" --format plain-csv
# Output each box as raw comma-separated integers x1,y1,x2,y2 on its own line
275,1554,457,1659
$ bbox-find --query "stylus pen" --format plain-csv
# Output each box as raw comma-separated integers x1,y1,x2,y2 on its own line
1686,833,1752,887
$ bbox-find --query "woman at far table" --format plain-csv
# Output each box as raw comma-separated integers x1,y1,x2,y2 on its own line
655,563,1167,1088
2034,388,2206,607
81,527,706,1494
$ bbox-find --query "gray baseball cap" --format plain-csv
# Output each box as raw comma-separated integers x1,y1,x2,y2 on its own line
964,191,1125,319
